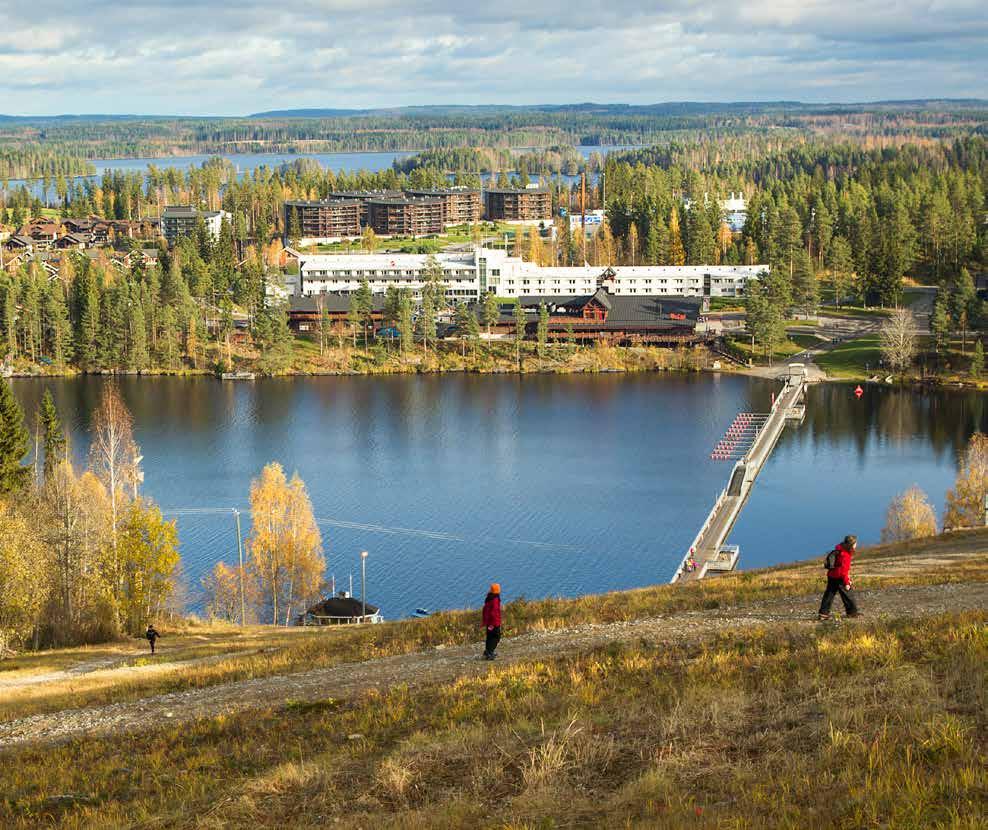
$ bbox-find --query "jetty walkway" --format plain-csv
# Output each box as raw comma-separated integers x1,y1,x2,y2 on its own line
673,373,807,582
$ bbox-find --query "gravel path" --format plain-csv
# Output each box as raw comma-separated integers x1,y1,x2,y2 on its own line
1,581,984,750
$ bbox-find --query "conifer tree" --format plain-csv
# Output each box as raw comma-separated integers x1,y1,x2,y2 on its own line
0,377,29,494
39,389,65,482
971,339,984,379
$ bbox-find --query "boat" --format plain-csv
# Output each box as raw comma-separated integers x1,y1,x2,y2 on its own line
220,371,256,380
413,608,431,618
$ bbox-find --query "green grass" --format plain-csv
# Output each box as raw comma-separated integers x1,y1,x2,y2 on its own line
815,334,883,378
788,333,824,350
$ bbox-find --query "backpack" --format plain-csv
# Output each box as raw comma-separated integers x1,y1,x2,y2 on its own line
823,548,840,570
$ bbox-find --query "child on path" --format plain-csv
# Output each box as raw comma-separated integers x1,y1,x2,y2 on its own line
482,584,502,660
145,624,161,654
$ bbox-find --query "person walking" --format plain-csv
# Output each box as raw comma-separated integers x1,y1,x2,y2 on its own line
818,535,860,620
482,583,502,660
145,624,161,655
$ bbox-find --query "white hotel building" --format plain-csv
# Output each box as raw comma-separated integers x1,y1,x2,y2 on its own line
295,248,767,301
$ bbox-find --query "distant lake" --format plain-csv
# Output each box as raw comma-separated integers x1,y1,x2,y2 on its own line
5,145,631,200
9,375,983,619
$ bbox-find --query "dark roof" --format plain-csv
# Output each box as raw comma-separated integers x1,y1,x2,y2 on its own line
8,235,33,247
501,293,701,330
485,187,549,195
405,188,480,197
285,199,361,208
327,190,403,200
289,294,388,314
306,596,379,618
367,196,443,207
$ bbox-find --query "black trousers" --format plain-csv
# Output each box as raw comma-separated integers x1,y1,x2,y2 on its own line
819,578,858,615
148,638,157,653
485,626,501,656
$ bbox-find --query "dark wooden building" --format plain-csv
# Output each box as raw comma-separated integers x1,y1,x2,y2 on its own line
404,189,482,225
366,197,444,236
284,200,361,241
484,188,552,222
491,290,705,345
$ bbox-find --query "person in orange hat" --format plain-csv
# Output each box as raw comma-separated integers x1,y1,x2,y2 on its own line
482,583,502,660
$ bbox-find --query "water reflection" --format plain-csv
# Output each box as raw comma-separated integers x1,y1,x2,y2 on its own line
10,376,984,617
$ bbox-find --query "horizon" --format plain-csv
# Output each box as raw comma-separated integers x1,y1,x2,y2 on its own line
1,97,987,121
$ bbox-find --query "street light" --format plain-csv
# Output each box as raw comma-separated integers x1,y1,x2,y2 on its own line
360,550,368,623
233,509,246,626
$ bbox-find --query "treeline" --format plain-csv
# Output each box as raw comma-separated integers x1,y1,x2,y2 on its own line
1,104,982,160
394,145,596,176
0,148,96,182
0,382,180,653
0,226,296,375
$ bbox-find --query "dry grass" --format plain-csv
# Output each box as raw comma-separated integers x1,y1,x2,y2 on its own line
2,529,986,724
0,610,984,828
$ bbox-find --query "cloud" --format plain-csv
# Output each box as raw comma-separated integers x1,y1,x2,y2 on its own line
0,0,984,114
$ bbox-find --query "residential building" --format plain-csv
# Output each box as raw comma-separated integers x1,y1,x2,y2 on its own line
327,191,403,226
484,188,552,222
160,206,230,245
366,196,444,236
284,199,361,243
296,247,767,302
404,189,482,225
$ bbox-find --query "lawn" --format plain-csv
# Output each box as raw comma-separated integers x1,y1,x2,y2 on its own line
815,334,883,378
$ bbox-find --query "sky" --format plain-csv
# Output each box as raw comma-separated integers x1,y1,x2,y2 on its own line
1,0,986,116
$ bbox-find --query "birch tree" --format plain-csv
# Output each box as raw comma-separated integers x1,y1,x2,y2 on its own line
879,309,917,375
881,486,937,542
248,462,324,625
943,433,988,530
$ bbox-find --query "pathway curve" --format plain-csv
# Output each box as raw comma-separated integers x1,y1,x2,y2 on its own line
1,581,984,750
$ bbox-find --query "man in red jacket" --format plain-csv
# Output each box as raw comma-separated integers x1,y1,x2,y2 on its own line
818,535,860,620
482,583,502,660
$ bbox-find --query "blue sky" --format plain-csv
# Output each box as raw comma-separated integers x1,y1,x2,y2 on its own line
1,0,985,115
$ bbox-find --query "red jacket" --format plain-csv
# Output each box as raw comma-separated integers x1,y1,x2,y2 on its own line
827,544,854,583
482,595,501,628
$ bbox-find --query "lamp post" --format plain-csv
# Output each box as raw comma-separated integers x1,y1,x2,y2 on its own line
233,509,245,626
360,550,368,622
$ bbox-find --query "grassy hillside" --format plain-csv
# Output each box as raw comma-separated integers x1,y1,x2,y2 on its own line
1,531,986,828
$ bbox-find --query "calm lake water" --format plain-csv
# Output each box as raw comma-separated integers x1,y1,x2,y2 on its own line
10,375,985,618
7,144,626,199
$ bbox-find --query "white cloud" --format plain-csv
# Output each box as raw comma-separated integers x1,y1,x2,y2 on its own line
0,0,984,114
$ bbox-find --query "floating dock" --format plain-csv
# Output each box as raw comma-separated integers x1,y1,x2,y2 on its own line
672,373,807,583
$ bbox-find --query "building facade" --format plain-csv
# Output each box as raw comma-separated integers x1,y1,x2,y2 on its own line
160,206,230,245
484,188,552,222
284,200,361,243
405,189,483,225
296,247,767,301
366,197,445,236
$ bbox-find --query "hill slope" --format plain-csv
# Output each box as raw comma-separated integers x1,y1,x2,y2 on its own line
0,530,985,828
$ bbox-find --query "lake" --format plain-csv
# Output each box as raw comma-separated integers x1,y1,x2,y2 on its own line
6,144,627,200
10,375,983,618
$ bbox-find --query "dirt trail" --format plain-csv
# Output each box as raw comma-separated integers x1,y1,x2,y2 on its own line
1,581,984,751
0,649,269,692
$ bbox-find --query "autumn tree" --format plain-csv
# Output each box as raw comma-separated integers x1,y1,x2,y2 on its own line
89,384,141,554
0,502,50,655
247,462,324,625
879,309,917,375
666,209,686,266
117,500,180,634
881,486,937,543
202,561,250,623
943,433,988,529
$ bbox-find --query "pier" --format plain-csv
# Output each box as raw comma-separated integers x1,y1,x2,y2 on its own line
673,372,807,583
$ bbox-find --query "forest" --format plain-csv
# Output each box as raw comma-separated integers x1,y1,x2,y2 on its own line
0,101,983,169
